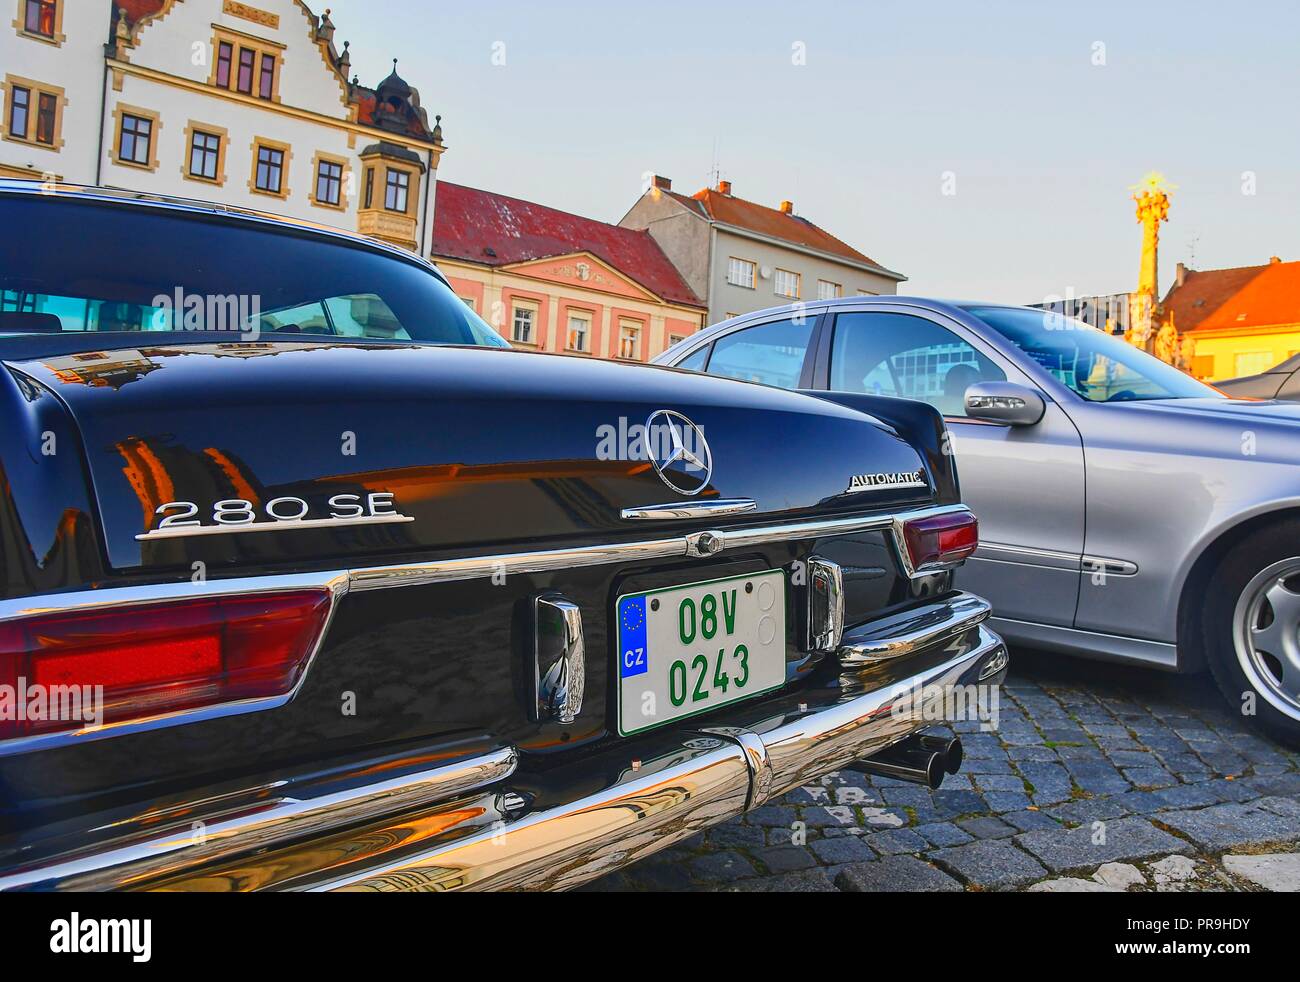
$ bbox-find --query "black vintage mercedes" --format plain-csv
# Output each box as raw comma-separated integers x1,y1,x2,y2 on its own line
0,181,1005,892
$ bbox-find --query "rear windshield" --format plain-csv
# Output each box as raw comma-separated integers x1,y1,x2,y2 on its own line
0,194,508,347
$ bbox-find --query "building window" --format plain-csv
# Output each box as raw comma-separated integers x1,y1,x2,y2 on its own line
236,48,255,94
34,91,54,144
187,128,221,181
215,42,233,88
7,85,28,140
313,157,344,208
117,112,153,166
23,0,55,37
566,312,590,352
619,320,642,360
259,53,276,100
254,143,285,195
210,32,279,99
460,297,476,311
774,268,800,299
856,289,878,296
817,280,842,300
669,334,686,347
4,79,63,148
511,304,536,344
384,168,409,213
363,167,375,208
727,257,756,289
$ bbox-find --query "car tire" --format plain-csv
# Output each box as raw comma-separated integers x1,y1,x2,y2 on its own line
1203,521,1300,749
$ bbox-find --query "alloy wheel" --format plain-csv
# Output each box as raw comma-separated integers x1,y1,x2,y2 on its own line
1233,558,1300,721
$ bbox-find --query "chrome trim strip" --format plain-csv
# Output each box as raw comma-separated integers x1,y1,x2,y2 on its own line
620,499,757,521
976,541,1080,569
136,514,415,541
975,543,1138,577
0,746,519,892
1082,555,1139,576
0,504,967,626
838,593,993,666
0,571,350,624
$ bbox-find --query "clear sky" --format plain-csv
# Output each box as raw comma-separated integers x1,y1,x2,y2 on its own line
325,0,1299,304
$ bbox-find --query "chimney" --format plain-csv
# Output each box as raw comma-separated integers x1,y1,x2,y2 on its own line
717,179,732,195
779,200,794,214
1175,262,1187,287
651,174,672,191
1270,255,1282,264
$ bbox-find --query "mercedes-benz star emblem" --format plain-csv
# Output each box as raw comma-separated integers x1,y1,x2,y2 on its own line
645,409,713,496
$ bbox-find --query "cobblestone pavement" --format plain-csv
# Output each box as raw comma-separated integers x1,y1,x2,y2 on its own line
588,648,1300,893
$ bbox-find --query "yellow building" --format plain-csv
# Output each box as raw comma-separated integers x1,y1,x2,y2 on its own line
1164,257,1300,381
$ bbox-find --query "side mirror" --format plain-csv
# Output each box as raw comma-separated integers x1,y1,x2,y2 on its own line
964,381,1046,426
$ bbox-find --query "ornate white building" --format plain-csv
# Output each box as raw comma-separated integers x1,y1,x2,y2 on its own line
0,0,444,252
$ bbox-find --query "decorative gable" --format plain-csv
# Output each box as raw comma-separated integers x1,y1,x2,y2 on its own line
505,253,661,303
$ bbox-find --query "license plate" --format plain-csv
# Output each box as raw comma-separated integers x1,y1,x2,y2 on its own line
615,570,787,737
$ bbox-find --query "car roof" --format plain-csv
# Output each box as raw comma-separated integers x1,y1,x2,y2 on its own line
662,296,1019,353
0,179,449,285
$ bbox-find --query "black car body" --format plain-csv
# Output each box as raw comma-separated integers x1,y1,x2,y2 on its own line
0,183,1005,891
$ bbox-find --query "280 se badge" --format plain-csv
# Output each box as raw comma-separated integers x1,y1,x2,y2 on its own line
138,492,413,541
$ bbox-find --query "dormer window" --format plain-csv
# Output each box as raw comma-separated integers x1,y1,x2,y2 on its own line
236,48,255,94
259,53,275,99
209,31,281,102
215,42,233,88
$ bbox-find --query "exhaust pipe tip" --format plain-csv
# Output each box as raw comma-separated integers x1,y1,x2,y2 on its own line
848,743,948,789
919,750,945,790
916,734,963,775
944,737,963,774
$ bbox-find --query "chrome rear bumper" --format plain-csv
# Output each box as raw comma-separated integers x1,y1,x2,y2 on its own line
0,594,1006,893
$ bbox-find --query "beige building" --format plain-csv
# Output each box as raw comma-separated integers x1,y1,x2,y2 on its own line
1,0,443,252
431,181,706,361
620,176,905,325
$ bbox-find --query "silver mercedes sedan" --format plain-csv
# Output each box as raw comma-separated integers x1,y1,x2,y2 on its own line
656,297,1300,746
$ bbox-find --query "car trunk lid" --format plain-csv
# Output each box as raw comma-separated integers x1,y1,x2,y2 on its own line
7,341,937,574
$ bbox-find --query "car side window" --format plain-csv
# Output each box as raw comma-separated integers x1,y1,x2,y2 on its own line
705,317,813,389
675,344,711,372
829,311,1005,417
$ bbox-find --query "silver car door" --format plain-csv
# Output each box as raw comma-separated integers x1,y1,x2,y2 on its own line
822,304,1086,626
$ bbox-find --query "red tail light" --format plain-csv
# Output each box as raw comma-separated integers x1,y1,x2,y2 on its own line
0,590,331,743
901,511,979,572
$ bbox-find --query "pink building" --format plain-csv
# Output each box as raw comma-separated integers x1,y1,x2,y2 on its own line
430,181,706,361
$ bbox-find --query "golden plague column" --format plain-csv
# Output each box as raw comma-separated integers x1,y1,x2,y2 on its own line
1125,172,1173,354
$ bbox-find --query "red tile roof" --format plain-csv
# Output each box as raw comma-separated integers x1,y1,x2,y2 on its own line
666,186,896,274
431,182,705,308
1164,259,1300,334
